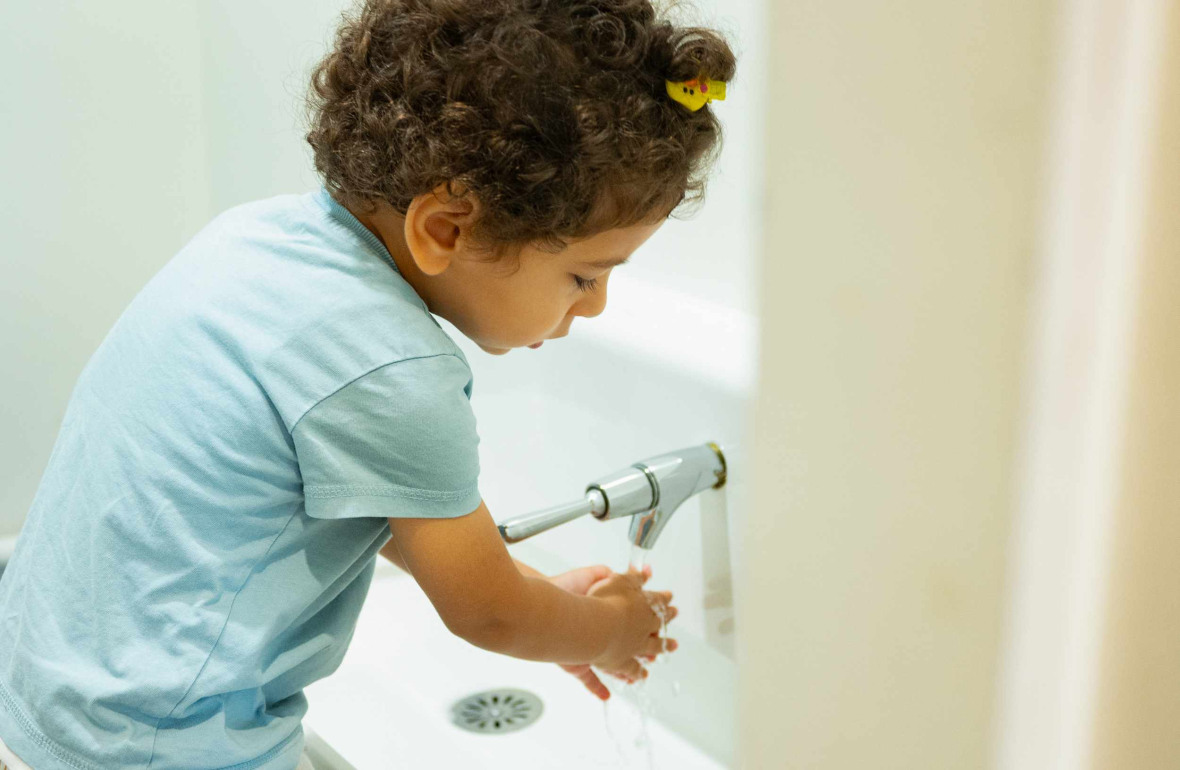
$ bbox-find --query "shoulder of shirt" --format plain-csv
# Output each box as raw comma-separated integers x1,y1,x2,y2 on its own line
216,190,468,358
194,191,476,415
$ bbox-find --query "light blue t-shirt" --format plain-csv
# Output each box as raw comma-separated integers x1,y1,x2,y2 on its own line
0,188,483,769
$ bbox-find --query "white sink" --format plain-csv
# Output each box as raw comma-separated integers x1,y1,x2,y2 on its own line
303,562,727,769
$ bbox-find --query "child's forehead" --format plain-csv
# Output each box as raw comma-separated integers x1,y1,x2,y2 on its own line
559,218,666,257
578,254,631,269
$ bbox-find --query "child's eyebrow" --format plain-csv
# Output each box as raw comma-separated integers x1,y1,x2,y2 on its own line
580,256,630,269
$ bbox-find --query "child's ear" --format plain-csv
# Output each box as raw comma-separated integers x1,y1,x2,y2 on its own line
404,182,479,276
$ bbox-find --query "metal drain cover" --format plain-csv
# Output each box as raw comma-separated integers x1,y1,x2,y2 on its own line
450,688,543,734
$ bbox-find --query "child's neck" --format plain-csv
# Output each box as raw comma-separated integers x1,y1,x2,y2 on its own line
348,204,434,304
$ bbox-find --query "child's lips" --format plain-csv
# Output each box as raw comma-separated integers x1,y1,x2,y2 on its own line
528,341,544,349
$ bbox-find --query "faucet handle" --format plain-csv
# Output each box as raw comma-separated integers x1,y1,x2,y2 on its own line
497,489,607,544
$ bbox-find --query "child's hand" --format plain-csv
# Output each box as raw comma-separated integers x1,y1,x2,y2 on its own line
548,563,618,596
587,566,678,685
548,563,678,699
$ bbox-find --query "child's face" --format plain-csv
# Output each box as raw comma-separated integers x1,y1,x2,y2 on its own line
434,220,664,355
350,191,664,355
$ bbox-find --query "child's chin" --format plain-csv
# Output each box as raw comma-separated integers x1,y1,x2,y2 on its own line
476,342,511,356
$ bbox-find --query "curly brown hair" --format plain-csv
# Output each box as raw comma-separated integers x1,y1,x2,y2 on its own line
304,0,736,259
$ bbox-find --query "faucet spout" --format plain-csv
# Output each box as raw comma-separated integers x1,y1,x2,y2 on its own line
496,442,728,550
600,442,728,550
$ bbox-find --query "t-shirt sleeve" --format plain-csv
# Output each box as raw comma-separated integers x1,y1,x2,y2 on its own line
292,353,482,520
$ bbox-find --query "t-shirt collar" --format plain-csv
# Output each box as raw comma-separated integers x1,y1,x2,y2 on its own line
312,186,403,276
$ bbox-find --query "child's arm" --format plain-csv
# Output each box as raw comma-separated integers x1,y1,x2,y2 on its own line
511,559,549,580
387,500,617,665
379,534,548,580
378,538,410,572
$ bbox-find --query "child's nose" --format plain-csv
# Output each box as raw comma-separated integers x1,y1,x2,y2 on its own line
576,299,606,319
573,283,608,319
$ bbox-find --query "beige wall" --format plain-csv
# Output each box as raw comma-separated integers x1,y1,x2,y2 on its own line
739,1,1053,768
1091,3,1180,767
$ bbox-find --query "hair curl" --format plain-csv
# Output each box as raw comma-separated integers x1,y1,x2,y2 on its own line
305,0,736,259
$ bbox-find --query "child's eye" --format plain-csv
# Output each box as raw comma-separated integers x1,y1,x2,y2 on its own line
572,275,599,293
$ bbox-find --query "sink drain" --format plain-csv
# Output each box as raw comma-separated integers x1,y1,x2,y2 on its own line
450,688,543,734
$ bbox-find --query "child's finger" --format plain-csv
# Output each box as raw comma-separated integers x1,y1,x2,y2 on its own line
645,589,673,607
627,566,650,586
649,605,678,625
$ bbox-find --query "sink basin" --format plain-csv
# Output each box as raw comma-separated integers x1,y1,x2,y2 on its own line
302,561,726,769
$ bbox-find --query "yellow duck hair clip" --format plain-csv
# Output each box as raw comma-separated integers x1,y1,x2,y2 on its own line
665,76,727,111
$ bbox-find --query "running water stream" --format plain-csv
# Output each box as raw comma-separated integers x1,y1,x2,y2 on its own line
597,544,681,768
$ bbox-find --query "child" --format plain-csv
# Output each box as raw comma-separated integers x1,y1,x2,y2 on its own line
0,0,735,767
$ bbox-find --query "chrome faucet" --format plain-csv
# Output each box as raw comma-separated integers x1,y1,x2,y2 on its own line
497,442,728,550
